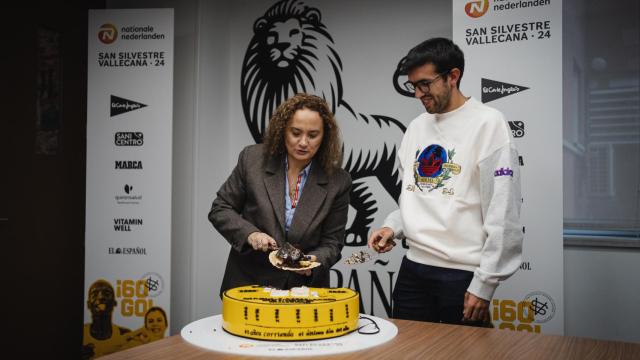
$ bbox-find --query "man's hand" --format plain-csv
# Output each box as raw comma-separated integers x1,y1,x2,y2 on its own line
367,227,396,253
247,232,277,252
463,292,489,322
292,255,317,276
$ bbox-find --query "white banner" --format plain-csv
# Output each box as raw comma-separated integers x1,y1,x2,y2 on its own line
453,0,564,334
84,9,173,358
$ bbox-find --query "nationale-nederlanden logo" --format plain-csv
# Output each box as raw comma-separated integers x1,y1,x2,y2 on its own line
111,95,147,117
98,23,118,44
465,0,490,18
98,23,166,45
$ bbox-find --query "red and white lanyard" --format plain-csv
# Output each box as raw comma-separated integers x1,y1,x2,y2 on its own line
291,173,303,209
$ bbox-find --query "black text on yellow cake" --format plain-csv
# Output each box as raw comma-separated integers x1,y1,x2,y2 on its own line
222,285,360,341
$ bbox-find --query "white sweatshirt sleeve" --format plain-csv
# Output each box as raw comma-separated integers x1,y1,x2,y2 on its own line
382,209,404,239
468,143,524,300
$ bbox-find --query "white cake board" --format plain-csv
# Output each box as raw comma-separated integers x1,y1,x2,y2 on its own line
181,314,398,357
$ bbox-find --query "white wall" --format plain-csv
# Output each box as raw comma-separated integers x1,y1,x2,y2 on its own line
564,246,640,343
191,0,232,329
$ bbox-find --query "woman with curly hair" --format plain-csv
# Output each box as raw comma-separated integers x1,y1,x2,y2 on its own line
209,93,352,294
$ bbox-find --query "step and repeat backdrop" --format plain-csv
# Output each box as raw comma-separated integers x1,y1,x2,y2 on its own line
82,2,563,357
84,9,173,358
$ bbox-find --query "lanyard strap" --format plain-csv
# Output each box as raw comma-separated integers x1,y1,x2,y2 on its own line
291,173,303,208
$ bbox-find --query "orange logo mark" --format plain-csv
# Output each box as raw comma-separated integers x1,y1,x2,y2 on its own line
465,0,489,18
98,23,118,44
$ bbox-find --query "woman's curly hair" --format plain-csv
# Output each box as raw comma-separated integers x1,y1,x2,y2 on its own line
263,93,343,174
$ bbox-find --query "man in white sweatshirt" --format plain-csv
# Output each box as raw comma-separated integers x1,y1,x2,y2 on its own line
368,38,523,326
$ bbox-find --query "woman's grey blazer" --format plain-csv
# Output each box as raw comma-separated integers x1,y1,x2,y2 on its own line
209,144,352,296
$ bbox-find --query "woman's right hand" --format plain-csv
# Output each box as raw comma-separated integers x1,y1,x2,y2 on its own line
247,232,278,252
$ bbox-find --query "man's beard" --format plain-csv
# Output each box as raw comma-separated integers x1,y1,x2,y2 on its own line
423,83,451,114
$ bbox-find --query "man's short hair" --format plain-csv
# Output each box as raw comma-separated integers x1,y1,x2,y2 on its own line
398,37,465,88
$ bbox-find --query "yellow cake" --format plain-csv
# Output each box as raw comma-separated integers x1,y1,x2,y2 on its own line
222,285,360,341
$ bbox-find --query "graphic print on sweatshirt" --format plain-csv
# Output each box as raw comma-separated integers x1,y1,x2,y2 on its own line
411,144,461,194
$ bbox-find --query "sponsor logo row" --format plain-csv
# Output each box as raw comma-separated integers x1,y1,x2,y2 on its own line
110,96,146,235
112,96,145,154
112,95,145,209
111,96,145,208
109,216,146,256
112,95,145,147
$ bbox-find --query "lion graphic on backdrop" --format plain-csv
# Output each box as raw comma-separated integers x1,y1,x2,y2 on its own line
241,0,405,246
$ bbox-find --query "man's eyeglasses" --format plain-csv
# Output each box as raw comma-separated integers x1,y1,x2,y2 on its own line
403,70,449,94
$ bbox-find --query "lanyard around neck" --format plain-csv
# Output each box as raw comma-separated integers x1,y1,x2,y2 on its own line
290,172,303,208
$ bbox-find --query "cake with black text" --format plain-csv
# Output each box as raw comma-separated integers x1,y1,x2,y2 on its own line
222,285,359,341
